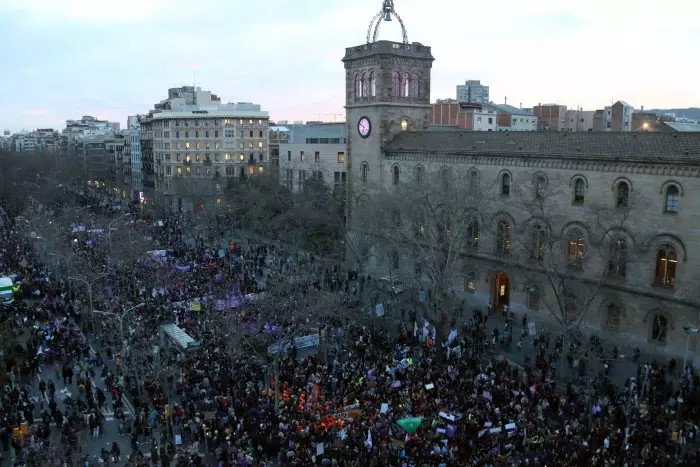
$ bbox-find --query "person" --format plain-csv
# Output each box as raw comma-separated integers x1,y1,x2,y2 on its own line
111,441,121,462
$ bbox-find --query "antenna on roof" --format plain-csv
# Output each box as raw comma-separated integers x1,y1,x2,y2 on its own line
504,96,507,106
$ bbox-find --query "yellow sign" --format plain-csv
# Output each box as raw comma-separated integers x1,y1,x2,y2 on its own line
189,302,201,311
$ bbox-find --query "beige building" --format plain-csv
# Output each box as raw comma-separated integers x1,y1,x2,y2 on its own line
139,87,269,213
564,108,595,132
343,9,700,363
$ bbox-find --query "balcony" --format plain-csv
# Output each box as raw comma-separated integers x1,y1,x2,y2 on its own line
184,159,192,166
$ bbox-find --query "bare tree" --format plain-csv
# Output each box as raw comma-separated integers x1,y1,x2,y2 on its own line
503,171,649,374
350,164,490,337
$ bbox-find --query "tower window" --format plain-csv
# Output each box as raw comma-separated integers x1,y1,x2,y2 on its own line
401,72,409,97
362,72,369,97
410,74,419,98
391,71,400,97
369,71,376,97
354,74,362,98
401,119,408,131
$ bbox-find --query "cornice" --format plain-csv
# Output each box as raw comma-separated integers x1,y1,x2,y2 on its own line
383,151,700,177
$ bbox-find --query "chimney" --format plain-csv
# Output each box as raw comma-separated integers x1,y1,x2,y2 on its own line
520,102,522,109
641,105,644,111
504,96,508,106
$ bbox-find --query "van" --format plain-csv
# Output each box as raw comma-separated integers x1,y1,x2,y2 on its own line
0,277,14,305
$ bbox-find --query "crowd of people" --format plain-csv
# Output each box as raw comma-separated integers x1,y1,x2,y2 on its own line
0,186,699,466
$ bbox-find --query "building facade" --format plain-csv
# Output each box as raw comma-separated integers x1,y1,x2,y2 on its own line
139,87,270,213
278,123,347,192
532,104,567,130
564,109,595,132
456,79,489,104
343,7,700,363
128,116,143,199
431,101,498,131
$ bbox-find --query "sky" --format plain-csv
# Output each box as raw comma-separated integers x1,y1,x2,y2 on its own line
0,0,698,132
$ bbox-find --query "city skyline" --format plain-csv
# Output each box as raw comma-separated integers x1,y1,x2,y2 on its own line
0,0,698,132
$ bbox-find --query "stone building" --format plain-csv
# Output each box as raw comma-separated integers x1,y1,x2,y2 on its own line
344,2,700,362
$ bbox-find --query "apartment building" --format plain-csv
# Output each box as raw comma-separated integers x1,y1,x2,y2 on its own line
278,122,347,193
532,104,567,130
456,79,489,104
139,86,270,213
564,109,595,132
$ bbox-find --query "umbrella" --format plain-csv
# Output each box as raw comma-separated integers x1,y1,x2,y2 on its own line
397,417,423,434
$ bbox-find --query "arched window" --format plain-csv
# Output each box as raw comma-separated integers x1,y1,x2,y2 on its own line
440,167,451,190
573,179,585,205
567,231,585,268
361,162,369,183
368,71,376,97
414,165,425,183
354,74,362,98
410,74,419,98
650,314,668,342
526,285,540,310
496,220,512,253
564,291,577,317
501,173,510,196
401,119,408,131
391,71,401,97
466,219,479,247
469,170,480,195
361,72,369,98
401,72,409,97
664,185,680,213
464,271,476,293
530,224,546,261
392,165,400,185
608,238,628,278
535,175,546,199
616,181,629,207
606,303,622,329
655,246,677,287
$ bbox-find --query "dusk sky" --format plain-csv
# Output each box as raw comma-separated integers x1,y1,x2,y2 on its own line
0,0,697,132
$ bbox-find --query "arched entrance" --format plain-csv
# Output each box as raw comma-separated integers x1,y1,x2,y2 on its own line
491,271,510,314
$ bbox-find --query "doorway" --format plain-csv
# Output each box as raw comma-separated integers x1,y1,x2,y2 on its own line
491,271,510,313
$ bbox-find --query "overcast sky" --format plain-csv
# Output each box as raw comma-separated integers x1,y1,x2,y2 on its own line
0,0,697,132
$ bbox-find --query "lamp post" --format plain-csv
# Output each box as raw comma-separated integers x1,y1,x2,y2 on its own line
68,273,110,328
108,212,131,255
92,302,146,357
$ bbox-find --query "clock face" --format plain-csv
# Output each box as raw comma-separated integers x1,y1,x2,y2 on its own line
358,117,371,138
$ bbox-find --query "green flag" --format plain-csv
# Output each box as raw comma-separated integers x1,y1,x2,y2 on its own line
396,417,423,434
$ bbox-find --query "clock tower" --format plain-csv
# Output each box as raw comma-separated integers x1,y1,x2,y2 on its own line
343,0,434,220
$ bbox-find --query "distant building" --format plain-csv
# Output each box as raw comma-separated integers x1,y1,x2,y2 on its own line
138,86,270,213
532,104,567,131
268,125,290,178
564,109,595,132
278,122,347,193
488,104,537,131
128,116,143,198
456,80,489,104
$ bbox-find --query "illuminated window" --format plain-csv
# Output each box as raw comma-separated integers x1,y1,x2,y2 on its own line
496,221,511,253
401,120,408,131
225,153,232,161
337,152,345,163
314,151,320,163
258,166,264,173
655,246,677,287
186,167,191,175
258,142,263,149
248,166,254,175
185,155,191,163
216,198,221,205
177,167,182,176
464,271,476,293
300,151,305,161
567,231,585,268
185,142,191,149
239,154,244,161
248,119,253,125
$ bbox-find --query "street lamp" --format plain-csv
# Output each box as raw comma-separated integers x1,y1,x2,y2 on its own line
92,302,146,357
68,273,110,327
